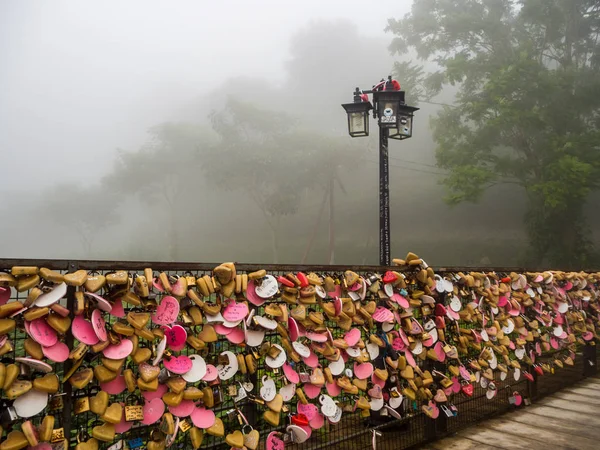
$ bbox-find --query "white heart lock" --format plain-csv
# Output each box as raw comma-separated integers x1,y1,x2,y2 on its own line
34,283,67,307
383,284,394,297
344,368,353,378
328,405,342,423
345,347,361,358
480,376,488,389
370,397,384,411
557,302,568,314
205,312,224,323
444,279,454,293
292,341,310,358
382,322,394,332
348,290,361,301
513,368,521,381
328,357,345,376
475,371,481,383
254,316,278,330
366,343,380,360
411,340,423,355
254,275,278,299
423,319,436,332
319,394,337,417
245,328,265,347
388,390,403,409
515,348,525,360
265,344,286,368
182,355,207,382
286,424,309,443
554,325,564,337
217,351,238,380
450,296,462,312
502,320,515,335
280,382,296,402
315,285,326,299
260,376,277,401
480,330,489,342
434,275,444,292
153,336,167,366
500,371,507,381
243,381,254,392
13,389,48,418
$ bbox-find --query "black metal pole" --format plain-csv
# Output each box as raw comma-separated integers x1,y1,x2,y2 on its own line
379,126,391,266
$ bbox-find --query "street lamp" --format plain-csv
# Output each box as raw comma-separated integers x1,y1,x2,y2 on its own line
341,76,419,266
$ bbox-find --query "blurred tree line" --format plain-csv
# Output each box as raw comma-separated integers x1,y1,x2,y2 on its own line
4,11,599,269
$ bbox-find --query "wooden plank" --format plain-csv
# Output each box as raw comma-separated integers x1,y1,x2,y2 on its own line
561,387,600,399
454,427,549,450
509,409,600,441
537,397,600,415
487,418,597,450
550,391,600,406
428,435,502,450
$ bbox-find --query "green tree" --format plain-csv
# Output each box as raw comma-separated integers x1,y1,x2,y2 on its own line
387,0,600,268
205,97,364,263
103,122,216,260
41,183,119,257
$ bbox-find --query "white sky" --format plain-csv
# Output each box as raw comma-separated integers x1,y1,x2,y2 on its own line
0,0,412,189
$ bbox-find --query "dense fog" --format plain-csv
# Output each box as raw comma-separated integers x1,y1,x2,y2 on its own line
1,0,598,268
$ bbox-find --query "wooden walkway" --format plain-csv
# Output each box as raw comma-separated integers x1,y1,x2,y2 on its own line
421,378,600,450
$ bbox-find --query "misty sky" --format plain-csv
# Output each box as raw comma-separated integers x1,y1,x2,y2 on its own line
0,0,410,191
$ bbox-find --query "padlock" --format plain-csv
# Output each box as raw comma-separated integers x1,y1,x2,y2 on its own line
126,437,144,449
74,396,90,414
51,428,65,443
124,395,144,422
212,386,223,406
227,384,238,397
179,419,192,433
0,400,18,428
48,394,64,411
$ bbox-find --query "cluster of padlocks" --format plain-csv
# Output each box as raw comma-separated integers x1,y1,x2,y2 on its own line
0,254,598,449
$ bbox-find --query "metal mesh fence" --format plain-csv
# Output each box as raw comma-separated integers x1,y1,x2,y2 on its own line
0,259,594,450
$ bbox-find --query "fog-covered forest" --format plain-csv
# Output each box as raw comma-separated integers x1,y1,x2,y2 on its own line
1,0,599,269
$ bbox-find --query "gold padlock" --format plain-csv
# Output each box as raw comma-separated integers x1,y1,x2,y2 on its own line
124,395,144,422
179,419,192,433
74,396,90,414
51,428,65,443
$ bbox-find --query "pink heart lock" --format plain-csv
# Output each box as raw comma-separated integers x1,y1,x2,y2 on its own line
372,307,394,323
84,292,112,313
152,277,165,292
267,432,285,450
288,317,300,342
152,296,180,325
309,412,325,430
163,355,193,375
428,401,440,419
459,365,471,381
433,342,446,362
297,403,318,421
391,293,409,308
283,362,300,384
142,384,168,402
191,406,216,429
110,297,125,318
326,382,341,397
304,384,322,399
214,324,232,335
498,296,508,307
223,300,249,322
162,324,187,351
202,364,218,382
349,281,362,292
103,339,133,359
583,331,594,341
141,398,165,425
371,373,385,388
100,374,127,395
72,315,99,346
303,351,319,368
353,362,374,380
306,331,328,343
169,399,195,417
246,280,266,306
328,285,342,299
0,286,10,305
115,402,133,433
344,328,361,347
513,392,523,406
333,297,343,316
91,309,107,342
368,385,383,399
392,336,406,352
29,318,59,347
225,327,245,344
451,377,461,394
405,350,416,368
42,341,69,363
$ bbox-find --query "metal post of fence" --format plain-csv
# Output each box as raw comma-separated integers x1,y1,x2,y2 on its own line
62,261,77,444
583,342,597,377
527,363,537,402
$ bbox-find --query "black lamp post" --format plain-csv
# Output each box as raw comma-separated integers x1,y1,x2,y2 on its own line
342,76,419,266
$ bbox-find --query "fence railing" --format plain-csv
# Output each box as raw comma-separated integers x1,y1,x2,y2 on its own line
0,258,596,450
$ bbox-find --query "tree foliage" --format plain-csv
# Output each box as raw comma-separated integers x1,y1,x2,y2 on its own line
388,0,600,268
